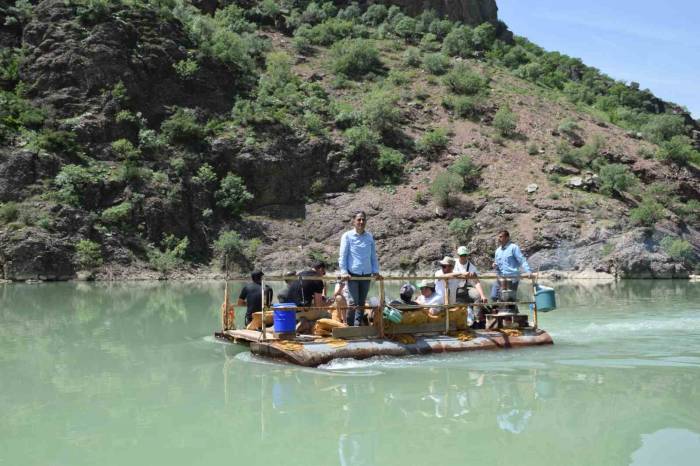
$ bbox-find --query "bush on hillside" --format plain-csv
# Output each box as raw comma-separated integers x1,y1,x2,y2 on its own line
657,135,699,165
0,202,19,224
660,236,694,262
148,235,189,273
214,230,245,271
493,106,518,137
442,25,474,58
376,146,405,182
402,47,422,67
422,52,450,75
430,171,464,207
416,127,450,159
442,64,489,96
442,95,486,120
448,218,474,243
344,125,381,158
449,155,480,190
75,239,103,270
215,173,253,216
641,113,687,143
330,38,382,79
161,108,206,145
33,129,81,157
362,89,402,135
630,198,665,227
598,164,636,196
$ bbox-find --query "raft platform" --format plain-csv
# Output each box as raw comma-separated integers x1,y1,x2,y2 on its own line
215,327,553,367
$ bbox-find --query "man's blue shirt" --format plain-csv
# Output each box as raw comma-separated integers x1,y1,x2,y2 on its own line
339,230,380,275
494,242,531,277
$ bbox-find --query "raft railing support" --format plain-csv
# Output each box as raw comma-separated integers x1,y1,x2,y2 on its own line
377,277,385,339
261,277,267,341
443,278,450,335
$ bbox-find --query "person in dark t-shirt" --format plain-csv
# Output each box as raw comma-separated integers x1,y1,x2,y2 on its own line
238,270,273,325
285,261,327,307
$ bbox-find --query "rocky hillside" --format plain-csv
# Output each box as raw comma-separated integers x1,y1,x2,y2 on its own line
0,0,698,281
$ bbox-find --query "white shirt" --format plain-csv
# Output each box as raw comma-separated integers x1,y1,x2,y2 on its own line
435,269,459,304
417,291,444,315
454,260,479,287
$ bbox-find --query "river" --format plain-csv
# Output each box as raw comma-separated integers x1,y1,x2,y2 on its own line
1,280,699,465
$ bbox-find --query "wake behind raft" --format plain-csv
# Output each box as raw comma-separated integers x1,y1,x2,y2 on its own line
214,275,556,367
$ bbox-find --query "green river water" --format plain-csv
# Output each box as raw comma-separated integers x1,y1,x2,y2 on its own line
1,280,699,466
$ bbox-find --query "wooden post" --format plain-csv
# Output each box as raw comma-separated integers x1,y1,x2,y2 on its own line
443,277,450,335
377,277,385,339
221,281,229,331
531,276,538,330
261,277,267,341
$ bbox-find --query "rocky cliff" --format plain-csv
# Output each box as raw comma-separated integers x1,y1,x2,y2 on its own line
0,0,698,281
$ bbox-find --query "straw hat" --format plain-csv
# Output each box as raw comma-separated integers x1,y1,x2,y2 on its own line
438,256,455,266
418,279,436,289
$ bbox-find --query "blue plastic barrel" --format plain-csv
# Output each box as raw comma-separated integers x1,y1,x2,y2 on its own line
534,285,556,312
273,303,297,333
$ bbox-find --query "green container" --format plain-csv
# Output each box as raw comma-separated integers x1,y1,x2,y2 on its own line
383,307,403,324
534,285,556,312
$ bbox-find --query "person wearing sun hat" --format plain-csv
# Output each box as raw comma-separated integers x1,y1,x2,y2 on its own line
434,255,460,304
454,245,489,327
416,279,443,315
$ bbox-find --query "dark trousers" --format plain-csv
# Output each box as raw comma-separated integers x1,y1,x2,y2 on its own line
346,275,371,327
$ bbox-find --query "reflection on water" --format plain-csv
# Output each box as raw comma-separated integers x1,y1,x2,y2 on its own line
1,280,699,466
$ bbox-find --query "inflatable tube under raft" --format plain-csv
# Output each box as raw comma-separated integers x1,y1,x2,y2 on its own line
222,328,553,367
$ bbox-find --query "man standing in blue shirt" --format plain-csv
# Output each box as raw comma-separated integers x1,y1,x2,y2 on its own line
490,230,532,301
339,211,381,326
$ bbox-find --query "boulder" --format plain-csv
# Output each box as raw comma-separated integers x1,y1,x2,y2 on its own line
0,228,75,280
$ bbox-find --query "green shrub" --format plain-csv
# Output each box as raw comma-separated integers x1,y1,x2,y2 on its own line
442,95,486,120
115,110,138,125
448,218,474,243
660,236,694,262
332,102,362,129
394,16,418,42
101,201,132,226
344,125,380,158
192,163,217,186
148,234,189,273
214,230,245,271
0,202,19,224
54,163,108,206
558,118,581,138
330,39,382,79
419,33,440,52
657,135,699,165
34,129,81,156
449,155,479,190
76,0,112,26
430,171,464,207
442,64,489,96
673,199,700,225
362,4,388,25
215,173,253,216
472,23,496,51
398,48,419,70
376,146,405,182
641,113,687,143
362,89,402,134
630,198,665,227
598,164,636,196
422,53,450,75
493,106,518,137
161,108,206,145
292,33,313,54
442,26,474,58
111,138,140,160
173,58,199,79
527,143,539,155
75,239,103,270
416,127,450,159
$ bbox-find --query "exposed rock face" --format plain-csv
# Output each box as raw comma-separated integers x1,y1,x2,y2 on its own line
381,0,498,25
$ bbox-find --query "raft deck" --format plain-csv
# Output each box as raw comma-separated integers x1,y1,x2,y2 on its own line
217,327,553,367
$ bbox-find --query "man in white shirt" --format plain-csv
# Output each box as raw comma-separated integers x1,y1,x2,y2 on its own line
454,246,489,327
434,256,460,304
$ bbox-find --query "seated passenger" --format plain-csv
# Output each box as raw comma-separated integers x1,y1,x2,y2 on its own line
434,256,460,304
416,280,444,316
286,261,327,307
389,283,418,309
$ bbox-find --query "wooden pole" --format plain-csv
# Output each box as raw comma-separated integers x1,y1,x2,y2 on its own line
443,277,450,335
531,277,539,330
221,281,228,331
261,277,267,341
377,277,385,339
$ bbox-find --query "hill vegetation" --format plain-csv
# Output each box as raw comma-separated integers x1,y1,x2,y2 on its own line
0,0,698,279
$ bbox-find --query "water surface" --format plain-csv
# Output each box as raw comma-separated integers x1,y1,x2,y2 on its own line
1,280,699,466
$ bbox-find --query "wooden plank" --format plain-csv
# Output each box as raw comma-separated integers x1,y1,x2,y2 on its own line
385,322,457,335
332,326,379,339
